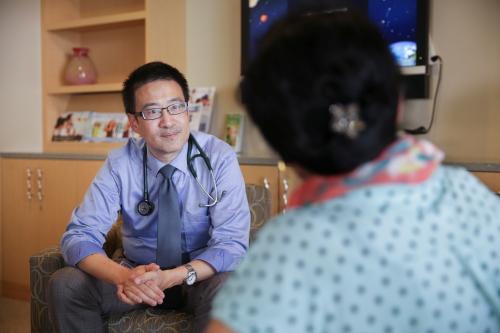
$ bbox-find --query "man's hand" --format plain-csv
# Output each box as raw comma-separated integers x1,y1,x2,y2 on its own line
133,265,187,291
116,263,164,306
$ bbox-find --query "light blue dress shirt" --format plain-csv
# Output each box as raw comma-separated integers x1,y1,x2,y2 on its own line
61,131,250,272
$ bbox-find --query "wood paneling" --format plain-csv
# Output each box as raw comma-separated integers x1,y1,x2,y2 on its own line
472,171,500,193
1,158,106,299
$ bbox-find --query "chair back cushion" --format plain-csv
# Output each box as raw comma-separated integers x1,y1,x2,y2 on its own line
245,183,272,242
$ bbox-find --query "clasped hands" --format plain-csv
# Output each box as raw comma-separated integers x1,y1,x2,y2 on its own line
116,263,176,306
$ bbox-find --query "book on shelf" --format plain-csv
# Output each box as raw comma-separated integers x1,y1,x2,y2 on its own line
188,87,216,133
224,113,245,153
51,111,139,142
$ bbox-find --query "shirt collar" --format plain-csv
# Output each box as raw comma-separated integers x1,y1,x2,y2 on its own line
145,137,190,177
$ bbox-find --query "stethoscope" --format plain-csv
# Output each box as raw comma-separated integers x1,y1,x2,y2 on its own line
137,134,221,216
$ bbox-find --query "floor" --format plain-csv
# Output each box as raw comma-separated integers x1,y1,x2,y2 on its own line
0,297,30,333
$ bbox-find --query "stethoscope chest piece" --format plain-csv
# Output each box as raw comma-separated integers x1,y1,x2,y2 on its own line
137,199,155,216
137,144,156,216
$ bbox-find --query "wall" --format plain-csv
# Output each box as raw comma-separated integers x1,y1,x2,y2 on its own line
1,0,500,162
403,0,500,163
186,0,273,157
0,0,42,152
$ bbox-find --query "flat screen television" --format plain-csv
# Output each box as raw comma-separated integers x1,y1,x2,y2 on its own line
241,0,431,98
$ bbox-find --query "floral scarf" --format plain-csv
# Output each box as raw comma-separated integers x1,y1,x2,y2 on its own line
288,135,444,208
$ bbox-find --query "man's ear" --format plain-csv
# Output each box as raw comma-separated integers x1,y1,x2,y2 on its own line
127,113,140,133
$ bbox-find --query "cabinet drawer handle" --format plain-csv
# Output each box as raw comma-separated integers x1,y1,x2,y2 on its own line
282,178,289,213
26,168,32,200
263,177,270,190
36,168,43,201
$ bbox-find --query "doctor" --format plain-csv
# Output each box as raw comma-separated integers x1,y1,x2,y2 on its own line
48,61,251,333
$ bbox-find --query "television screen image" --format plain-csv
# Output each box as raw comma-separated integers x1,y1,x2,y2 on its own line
245,0,288,67
370,0,418,67
242,0,429,71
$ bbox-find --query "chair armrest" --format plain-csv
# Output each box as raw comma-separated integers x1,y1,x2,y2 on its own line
30,246,66,333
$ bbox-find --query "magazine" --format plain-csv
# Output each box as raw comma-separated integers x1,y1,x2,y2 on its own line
224,113,245,153
51,111,140,142
87,112,132,142
51,111,91,142
188,87,216,132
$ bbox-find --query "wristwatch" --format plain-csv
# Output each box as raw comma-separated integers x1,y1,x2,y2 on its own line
184,263,197,286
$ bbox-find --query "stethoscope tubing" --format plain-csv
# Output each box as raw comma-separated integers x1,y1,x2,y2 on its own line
137,134,219,215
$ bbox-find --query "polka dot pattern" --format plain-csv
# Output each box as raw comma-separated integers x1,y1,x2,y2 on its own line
213,167,500,333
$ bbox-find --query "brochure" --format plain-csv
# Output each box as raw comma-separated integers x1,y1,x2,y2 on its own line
224,113,245,153
188,87,216,133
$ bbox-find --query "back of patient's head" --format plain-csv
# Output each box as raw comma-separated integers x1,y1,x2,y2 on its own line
240,11,400,175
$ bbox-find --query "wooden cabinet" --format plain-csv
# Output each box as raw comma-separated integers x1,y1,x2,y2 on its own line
277,162,302,213
472,171,500,193
240,163,302,216
0,156,292,300
0,160,2,297
0,158,103,299
41,0,186,155
240,164,279,215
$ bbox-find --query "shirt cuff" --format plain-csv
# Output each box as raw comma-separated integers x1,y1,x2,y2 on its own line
193,247,244,273
64,241,107,267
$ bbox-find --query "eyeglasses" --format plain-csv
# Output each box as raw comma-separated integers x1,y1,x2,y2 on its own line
136,101,188,120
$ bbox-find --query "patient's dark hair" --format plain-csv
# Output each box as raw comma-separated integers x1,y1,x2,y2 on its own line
240,11,400,175
122,61,189,115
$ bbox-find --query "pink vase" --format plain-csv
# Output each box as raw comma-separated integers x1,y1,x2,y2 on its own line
64,47,97,85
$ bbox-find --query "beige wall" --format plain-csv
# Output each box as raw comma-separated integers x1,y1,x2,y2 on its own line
0,0,42,153
186,0,273,157
403,0,500,163
1,0,500,163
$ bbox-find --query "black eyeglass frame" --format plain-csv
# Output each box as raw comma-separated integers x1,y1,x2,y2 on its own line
135,101,189,120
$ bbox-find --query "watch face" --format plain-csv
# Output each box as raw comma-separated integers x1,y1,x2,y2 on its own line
186,272,196,285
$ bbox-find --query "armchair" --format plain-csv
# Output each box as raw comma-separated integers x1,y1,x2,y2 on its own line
30,183,271,333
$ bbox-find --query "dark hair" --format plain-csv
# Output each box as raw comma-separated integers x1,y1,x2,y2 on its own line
122,61,189,115
240,11,400,175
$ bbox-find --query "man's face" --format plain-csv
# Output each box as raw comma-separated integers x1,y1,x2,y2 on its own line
128,80,190,163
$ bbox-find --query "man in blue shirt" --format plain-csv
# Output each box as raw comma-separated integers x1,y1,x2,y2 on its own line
48,62,250,333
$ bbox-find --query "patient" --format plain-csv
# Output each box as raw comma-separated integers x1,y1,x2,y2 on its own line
206,10,500,333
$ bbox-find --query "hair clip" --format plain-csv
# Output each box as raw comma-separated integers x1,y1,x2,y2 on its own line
329,103,365,139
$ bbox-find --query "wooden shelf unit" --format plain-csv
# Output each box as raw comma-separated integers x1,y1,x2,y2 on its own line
46,11,146,32
41,0,186,155
48,83,123,94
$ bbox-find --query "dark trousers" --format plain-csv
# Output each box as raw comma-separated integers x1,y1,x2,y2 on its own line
48,266,230,333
